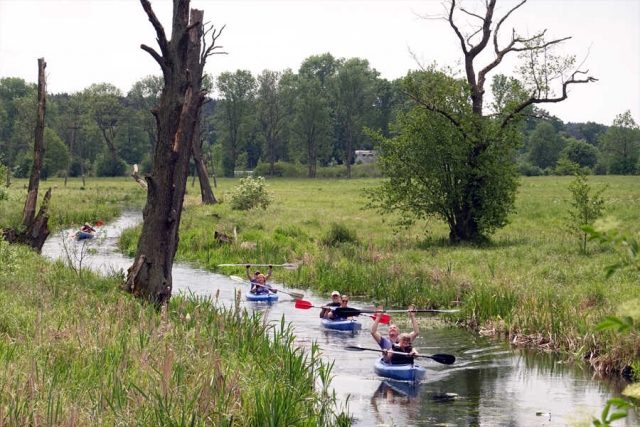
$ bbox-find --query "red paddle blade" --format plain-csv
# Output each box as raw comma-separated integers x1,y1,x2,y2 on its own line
96,221,104,226
372,313,391,324
294,300,314,309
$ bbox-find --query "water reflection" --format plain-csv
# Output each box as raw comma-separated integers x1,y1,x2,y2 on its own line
41,212,639,426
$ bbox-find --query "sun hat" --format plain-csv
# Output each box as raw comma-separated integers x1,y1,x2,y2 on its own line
254,270,261,275
331,291,340,296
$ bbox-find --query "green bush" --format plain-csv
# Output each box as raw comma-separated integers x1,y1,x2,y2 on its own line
517,161,544,176
253,161,305,177
225,176,272,210
95,156,127,177
321,222,359,246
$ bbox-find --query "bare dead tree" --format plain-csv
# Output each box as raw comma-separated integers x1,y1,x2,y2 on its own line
124,0,223,304
3,58,51,252
453,0,595,122
192,108,217,204
191,24,225,204
400,0,597,242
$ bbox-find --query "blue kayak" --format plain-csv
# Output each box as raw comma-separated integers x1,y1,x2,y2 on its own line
374,358,426,382
76,231,94,240
245,290,278,302
320,318,362,331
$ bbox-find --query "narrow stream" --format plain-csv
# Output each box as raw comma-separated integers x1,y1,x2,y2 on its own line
42,212,637,426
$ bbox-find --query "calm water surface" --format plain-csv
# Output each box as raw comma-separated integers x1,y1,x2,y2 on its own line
42,212,637,427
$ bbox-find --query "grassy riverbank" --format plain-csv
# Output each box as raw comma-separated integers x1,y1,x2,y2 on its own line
0,178,350,426
122,175,639,375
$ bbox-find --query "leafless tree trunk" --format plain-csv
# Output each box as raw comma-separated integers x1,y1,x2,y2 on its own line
64,122,78,186
192,111,217,203
207,151,217,188
22,58,47,228
124,0,223,304
2,58,51,252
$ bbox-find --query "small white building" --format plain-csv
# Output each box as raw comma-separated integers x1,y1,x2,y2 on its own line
355,150,378,164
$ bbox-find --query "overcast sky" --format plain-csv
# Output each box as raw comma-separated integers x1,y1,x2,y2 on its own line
1,0,638,125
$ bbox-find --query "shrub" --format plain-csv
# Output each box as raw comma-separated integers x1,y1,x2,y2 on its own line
95,156,127,177
225,176,272,210
253,161,305,177
517,161,544,176
321,222,359,246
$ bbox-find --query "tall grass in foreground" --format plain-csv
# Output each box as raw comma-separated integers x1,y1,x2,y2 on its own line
0,239,350,426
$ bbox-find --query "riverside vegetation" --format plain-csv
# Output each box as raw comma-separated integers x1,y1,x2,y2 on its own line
1,174,639,424
0,178,350,426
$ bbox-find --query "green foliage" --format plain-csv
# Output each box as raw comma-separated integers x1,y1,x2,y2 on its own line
592,398,633,426
599,110,640,175
215,70,257,177
561,138,600,169
0,241,348,425
554,157,581,176
95,156,127,177
594,315,638,334
365,67,521,242
225,176,272,211
253,161,305,177
527,121,566,169
516,161,545,176
321,222,359,247
42,127,70,179
0,163,7,184
587,223,640,426
566,171,607,252
584,226,639,278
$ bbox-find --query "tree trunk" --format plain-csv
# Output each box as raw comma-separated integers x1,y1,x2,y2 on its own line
22,58,47,229
125,1,210,305
64,122,77,186
3,58,51,252
192,113,217,204
345,129,353,179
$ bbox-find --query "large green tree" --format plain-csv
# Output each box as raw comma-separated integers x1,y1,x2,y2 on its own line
256,69,293,176
291,75,332,178
82,83,126,175
527,121,565,169
560,138,600,170
0,78,37,168
332,58,378,178
367,0,595,243
127,75,163,155
214,70,256,176
599,111,639,175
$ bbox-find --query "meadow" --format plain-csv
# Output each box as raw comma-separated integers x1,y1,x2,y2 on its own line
1,174,639,424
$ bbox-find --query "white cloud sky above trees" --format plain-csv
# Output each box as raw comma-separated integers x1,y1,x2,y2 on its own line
1,0,638,125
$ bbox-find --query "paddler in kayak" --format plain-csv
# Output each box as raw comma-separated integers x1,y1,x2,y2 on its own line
371,305,419,350
383,333,419,364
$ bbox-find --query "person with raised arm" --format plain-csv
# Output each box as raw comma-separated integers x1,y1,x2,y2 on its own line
246,264,274,294
371,305,419,350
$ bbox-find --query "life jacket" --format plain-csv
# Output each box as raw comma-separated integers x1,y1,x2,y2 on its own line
390,343,414,365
